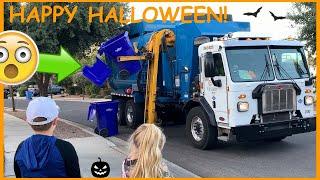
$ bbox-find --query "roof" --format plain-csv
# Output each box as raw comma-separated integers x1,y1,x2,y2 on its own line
222,39,304,47
199,39,305,54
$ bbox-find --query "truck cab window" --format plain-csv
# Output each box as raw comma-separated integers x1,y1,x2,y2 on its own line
226,47,273,82
204,53,225,77
212,53,225,76
270,47,309,79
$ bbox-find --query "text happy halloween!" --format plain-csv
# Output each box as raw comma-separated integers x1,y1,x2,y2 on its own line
9,6,228,24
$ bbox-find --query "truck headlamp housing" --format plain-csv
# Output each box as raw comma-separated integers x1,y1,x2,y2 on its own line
237,102,249,112
304,95,314,105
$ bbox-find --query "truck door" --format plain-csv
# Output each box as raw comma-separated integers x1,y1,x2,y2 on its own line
201,52,228,124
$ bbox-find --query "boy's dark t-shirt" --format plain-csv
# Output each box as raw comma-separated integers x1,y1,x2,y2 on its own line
14,134,81,178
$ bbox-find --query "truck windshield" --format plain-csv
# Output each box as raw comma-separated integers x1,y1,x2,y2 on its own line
226,47,274,82
270,46,309,79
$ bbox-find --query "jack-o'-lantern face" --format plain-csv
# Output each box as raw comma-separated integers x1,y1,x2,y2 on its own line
91,157,110,178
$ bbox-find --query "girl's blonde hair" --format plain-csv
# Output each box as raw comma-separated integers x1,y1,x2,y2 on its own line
128,123,166,178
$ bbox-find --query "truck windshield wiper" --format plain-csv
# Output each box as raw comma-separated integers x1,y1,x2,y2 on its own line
259,54,271,81
272,53,298,85
294,61,308,77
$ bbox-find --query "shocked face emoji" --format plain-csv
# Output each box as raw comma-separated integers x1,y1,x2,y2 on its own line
0,30,39,85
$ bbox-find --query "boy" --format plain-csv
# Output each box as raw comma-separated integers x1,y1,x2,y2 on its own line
14,97,81,177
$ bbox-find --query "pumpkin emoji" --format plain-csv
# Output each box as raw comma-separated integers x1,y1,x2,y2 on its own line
91,157,110,178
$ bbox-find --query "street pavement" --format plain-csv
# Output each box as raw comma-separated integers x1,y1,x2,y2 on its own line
5,98,316,177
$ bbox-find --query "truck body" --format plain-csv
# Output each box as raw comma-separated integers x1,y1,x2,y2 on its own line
84,17,316,149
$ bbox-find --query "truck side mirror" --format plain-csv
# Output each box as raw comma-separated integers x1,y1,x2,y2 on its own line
305,76,316,86
204,52,215,77
204,52,224,78
211,78,222,87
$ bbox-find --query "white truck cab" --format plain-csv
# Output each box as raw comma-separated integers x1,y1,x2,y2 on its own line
186,32,316,149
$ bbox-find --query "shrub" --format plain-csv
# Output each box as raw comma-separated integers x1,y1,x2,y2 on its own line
84,85,91,95
17,85,28,97
103,88,112,95
89,94,97,98
95,95,104,98
89,85,100,95
67,87,76,95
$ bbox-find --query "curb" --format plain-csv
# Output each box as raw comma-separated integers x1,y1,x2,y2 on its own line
58,118,117,147
4,108,199,177
3,108,116,147
58,119,200,177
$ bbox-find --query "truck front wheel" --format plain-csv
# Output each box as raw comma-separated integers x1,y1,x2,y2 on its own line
125,100,143,129
186,107,218,150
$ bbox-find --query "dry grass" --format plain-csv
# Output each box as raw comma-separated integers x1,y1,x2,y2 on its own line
5,109,93,139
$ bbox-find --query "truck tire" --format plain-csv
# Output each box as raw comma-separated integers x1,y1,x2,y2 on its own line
186,107,218,150
125,100,144,129
117,100,126,126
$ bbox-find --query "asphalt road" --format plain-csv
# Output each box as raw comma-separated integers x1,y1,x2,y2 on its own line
5,99,316,177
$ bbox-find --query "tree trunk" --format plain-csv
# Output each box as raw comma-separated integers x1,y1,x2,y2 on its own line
10,86,15,111
34,73,51,97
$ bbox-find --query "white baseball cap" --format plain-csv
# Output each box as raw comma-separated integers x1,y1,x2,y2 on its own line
26,97,60,125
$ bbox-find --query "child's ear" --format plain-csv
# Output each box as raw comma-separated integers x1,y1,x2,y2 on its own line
52,118,59,125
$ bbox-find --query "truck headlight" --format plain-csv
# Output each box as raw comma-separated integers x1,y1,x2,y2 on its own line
237,102,249,112
304,96,314,105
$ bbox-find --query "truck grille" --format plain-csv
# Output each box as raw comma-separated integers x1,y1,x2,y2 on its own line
262,84,296,114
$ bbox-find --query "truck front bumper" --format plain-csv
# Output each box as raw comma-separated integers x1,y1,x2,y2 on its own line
232,117,316,142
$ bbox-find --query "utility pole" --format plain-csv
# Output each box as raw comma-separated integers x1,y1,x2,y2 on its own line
10,86,15,112
82,87,85,100
50,78,53,99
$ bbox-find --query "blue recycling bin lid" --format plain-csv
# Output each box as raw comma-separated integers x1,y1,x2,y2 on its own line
87,101,119,121
99,31,135,59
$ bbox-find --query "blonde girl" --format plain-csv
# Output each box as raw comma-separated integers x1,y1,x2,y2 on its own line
122,123,170,178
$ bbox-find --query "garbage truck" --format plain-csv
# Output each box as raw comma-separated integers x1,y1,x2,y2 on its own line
83,16,316,149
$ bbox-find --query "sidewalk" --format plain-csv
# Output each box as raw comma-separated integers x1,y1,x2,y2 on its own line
4,113,125,177
4,113,199,178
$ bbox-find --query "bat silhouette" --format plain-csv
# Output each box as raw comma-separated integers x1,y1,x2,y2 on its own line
243,7,262,17
269,11,286,21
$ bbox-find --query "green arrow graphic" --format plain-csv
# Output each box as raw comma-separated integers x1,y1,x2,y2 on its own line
37,47,82,82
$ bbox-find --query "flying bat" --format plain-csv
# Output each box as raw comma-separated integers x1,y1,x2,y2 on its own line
269,11,286,21
243,7,262,17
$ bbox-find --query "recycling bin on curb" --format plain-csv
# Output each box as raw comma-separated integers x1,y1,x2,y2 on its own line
25,91,33,100
87,101,119,137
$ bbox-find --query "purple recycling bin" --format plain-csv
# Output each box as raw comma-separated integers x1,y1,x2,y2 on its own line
99,31,141,75
87,101,119,137
82,58,112,87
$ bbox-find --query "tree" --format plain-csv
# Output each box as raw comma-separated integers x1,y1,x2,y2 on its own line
287,3,316,60
4,2,128,96
58,76,73,94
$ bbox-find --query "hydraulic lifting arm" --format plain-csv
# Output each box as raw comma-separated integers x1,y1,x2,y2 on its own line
118,29,175,124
